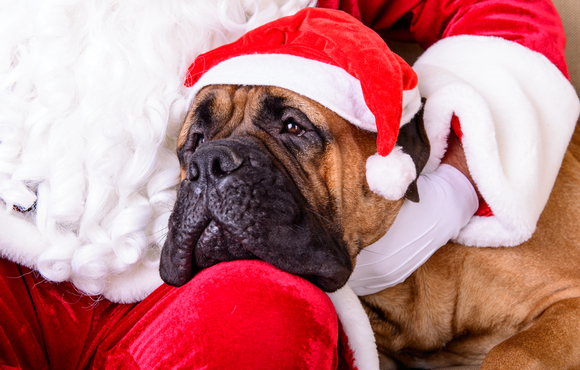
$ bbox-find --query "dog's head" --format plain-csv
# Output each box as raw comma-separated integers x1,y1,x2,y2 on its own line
160,85,429,292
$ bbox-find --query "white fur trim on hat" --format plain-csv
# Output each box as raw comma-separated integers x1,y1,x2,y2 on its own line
188,54,377,131
188,53,422,131
366,147,416,200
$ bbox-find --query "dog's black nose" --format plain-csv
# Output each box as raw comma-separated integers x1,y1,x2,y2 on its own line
188,144,244,183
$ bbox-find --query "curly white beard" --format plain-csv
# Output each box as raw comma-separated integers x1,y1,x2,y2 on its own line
0,0,316,303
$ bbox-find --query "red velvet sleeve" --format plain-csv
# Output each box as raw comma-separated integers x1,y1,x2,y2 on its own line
317,0,421,39
407,0,568,78
317,0,568,79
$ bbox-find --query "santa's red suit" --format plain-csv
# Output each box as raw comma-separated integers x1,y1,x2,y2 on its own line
1,1,578,369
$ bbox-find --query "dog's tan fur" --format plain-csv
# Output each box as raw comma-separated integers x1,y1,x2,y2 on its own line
180,85,580,369
361,122,580,369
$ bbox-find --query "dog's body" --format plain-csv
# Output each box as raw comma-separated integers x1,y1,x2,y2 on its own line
161,84,580,369
363,146,580,368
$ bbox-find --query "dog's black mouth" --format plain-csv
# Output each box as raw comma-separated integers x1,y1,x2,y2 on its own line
160,140,352,292
193,219,257,268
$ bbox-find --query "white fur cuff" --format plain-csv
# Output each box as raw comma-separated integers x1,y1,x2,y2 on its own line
414,35,580,247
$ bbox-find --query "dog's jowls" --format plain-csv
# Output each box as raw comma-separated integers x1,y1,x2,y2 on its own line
160,85,403,292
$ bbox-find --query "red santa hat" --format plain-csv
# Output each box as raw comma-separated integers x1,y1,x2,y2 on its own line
185,7,422,201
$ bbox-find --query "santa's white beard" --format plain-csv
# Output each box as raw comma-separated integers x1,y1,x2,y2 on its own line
0,0,315,303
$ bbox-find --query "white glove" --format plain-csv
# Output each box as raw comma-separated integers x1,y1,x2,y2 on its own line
349,164,478,296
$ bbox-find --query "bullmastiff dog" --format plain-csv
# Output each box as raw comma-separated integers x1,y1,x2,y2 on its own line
160,84,580,369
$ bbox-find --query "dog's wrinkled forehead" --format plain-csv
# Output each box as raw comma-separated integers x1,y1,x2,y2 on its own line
180,85,329,141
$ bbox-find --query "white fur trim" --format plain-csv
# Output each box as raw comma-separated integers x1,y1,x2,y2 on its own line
327,284,380,370
189,54,423,131
366,147,416,201
0,0,315,303
414,35,580,247
453,215,530,247
100,262,164,304
188,54,378,132
0,208,45,269
401,85,422,126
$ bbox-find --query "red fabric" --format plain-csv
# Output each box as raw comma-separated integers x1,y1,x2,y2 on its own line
318,0,419,39
185,8,418,157
320,0,568,78
316,0,361,21
0,257,134,370
0,258,343,369
94,260,340,369
450,114,463,143
409,0,569,78
451,114,493,217
358,1,423,42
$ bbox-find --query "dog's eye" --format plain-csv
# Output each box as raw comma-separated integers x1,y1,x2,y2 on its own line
283,118,305,137
178,132,206,168
194,134,205,150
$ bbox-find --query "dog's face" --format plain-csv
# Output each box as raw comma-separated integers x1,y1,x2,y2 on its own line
160,85,407,292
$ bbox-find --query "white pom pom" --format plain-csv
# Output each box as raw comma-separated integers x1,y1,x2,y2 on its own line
366,146,416,200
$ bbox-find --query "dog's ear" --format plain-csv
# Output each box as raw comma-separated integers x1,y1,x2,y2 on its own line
396,106,430,202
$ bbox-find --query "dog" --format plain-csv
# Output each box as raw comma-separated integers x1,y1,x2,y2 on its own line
160,83,580,369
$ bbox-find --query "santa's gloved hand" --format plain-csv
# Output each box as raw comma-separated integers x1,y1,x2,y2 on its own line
349,163,478,296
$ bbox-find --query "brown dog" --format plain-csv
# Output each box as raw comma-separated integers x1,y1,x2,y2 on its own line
160,84,580,369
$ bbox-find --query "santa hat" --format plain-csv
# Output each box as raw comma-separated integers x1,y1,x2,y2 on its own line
185,7,422,201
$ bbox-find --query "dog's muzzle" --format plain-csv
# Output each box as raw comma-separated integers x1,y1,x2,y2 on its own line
160,139,352,292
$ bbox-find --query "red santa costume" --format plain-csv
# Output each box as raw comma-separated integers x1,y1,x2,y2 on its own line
0,1,578,369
